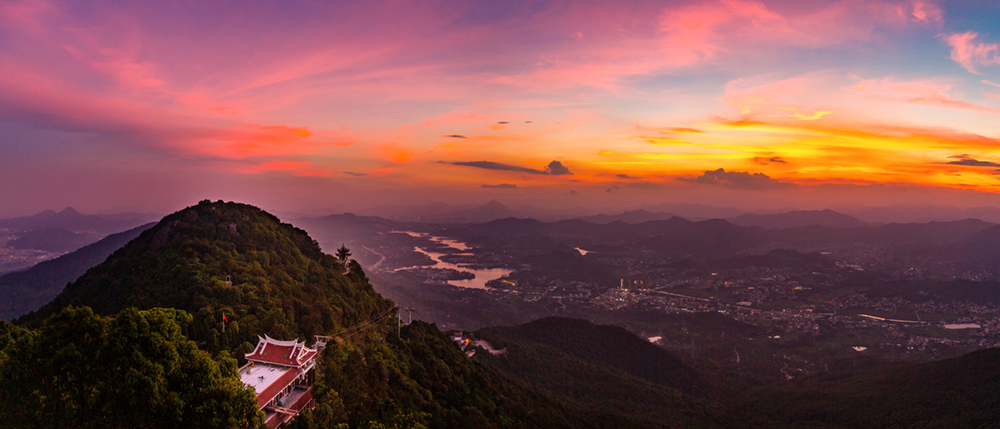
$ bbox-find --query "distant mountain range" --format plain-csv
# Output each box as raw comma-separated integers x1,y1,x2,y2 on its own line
357,200,524,223
839,204,1000,224
0,223,154,320
0,207,159,234
575,209,677,224
294,207,1000,263
728,209,867,229
9,228,102,253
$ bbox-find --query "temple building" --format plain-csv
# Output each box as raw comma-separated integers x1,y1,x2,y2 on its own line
240,335,318,429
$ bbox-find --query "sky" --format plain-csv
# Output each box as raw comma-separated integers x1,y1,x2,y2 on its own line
2,0,1000,217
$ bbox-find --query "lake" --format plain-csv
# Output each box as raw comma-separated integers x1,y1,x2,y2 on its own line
393,231,513,290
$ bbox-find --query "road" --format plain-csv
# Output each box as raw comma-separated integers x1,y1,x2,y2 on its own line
362,245,386,271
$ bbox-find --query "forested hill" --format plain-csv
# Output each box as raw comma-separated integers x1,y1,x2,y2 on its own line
474,317,726,428
5,201,628,428
20,200,391,350
736,347,1000,428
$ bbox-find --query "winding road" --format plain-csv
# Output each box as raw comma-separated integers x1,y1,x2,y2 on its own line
362,245,386,271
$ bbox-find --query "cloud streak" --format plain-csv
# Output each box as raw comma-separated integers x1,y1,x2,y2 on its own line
453,160,572,176
946,154,1000,167
453,161,546,174
751,156,787,165
679,168,794,190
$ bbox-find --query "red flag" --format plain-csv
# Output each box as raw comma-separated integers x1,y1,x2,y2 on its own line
222,314,228,323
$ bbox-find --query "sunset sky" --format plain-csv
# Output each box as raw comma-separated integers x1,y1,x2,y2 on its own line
2,0,1000,217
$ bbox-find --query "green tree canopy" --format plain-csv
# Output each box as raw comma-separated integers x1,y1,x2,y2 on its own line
0,306,263,429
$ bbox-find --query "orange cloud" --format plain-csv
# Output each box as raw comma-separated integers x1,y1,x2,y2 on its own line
785,108,832,121
722,71,1000,131
197,124,314,159
377,145,414,164
663,127,704,134
600,112,1000,193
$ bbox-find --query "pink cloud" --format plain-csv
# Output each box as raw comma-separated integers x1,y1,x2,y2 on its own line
847,77,1000,113
910,1,943,27
659,0,914,67
942,31,1000,74
231,161,312,175
492,1,928,92
0,58,353,165
0,0,55,34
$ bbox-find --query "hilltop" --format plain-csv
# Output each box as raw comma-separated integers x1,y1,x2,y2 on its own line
21,200,389,346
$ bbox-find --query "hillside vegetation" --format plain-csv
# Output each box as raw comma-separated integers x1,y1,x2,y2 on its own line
0,307,261,429
475,317,726,428
735,348,1000,428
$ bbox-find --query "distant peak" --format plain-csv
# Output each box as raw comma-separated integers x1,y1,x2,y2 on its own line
483,200,507,208
59,207,81,215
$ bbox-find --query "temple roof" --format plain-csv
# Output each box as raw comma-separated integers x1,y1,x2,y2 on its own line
244,335,318,368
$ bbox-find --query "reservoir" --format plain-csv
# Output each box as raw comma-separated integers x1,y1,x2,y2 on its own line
393,231,513,290
943,323,981,330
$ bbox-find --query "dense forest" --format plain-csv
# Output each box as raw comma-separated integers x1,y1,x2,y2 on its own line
0,307,260,428
473,317,1000,429
474,317,726,428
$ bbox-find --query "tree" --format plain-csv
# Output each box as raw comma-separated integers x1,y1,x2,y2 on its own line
0,306,263,429
336,244,352,262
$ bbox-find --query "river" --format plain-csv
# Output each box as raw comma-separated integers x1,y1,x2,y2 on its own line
392,231,513,290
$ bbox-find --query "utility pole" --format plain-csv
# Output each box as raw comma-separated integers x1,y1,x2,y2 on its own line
394,307,400,339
